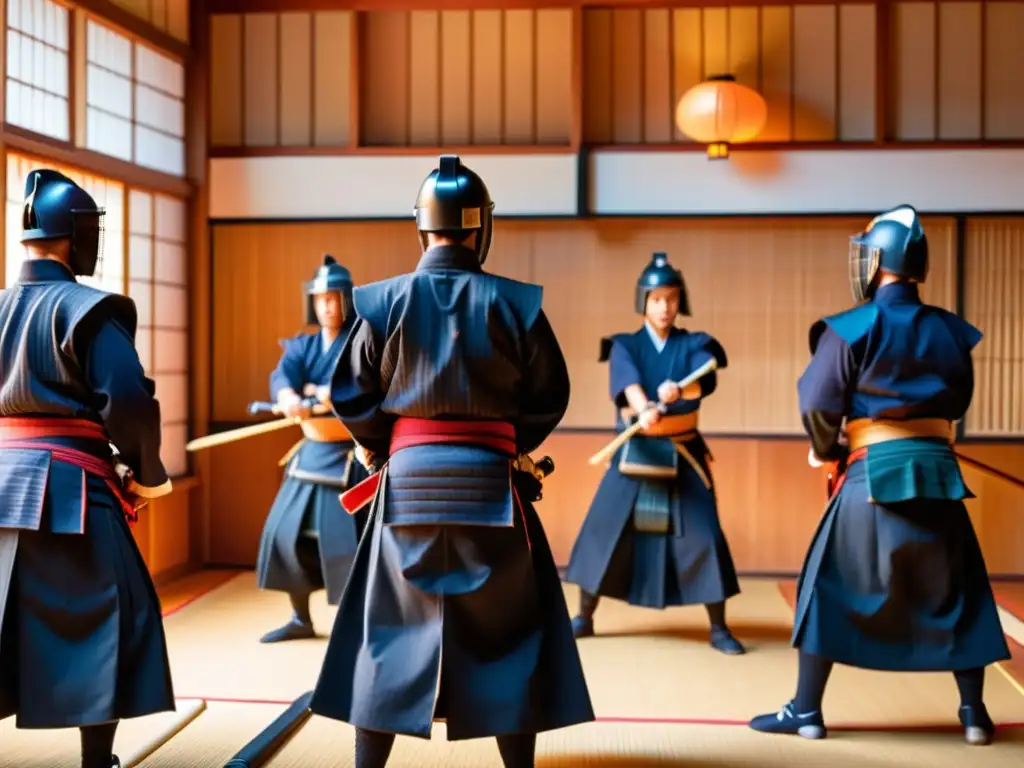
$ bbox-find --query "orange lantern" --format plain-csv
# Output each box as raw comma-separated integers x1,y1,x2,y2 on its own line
674,74,768,160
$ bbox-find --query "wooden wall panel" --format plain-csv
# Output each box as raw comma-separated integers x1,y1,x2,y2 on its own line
838,4,877,140
209,12,355,148
360,12,410,146
209,217,956,433
359,9,573,147
243,14,279,147
209,15,242,146
408,11,441,146
110,0,190,42
887,1,1024,141
792,5,838,140
759,6,793,142
891,2,937,141
201,429,1024,576
964,218,1024,437
984,2,1024,139
472,11,504,145
313,12,353,146
938,2,982,139
440,11,472,145
278,13,313,147
585,4,878,145
132,484,196,579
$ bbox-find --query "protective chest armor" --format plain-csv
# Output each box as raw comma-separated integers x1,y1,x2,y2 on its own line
0,281,135,417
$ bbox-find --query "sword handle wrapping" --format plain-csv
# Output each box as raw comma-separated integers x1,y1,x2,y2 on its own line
248,397,319,416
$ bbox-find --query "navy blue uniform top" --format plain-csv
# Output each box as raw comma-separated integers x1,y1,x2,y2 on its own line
269,328,346,403
604,326,724,430
798,282,981,463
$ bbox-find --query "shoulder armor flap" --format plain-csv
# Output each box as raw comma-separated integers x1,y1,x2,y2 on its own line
687,331,728,369
492,276,543,332
353,277,407,337
934,308,983,351
599,333,633,363
818,303,879,351
63,285,138,340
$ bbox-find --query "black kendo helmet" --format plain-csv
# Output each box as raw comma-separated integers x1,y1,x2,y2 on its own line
414,155,495,264
21,169,105,277
848,204,928,302
304,254,353,326
635,252,690,316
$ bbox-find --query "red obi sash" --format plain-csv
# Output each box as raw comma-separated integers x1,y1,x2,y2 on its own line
0,417,139,525
340,417,516,515
825,447,868,500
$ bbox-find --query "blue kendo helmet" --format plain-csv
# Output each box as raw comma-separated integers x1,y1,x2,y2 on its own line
304,254,353,326
848,205,929,302
635,252,690,316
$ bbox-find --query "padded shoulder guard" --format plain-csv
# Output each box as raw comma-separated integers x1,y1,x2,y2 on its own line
934,307,983,351
491,275,543,333
812,303,879,353
278,330,315,356
687,331,728,369
599,332,634,363
352,276,409,338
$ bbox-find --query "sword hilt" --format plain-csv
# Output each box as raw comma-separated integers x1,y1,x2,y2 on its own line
248,397,319,416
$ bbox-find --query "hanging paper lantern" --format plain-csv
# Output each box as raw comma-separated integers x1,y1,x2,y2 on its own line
674,74,768,160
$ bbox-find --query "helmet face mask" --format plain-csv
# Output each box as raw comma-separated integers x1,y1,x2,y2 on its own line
848,238,881,303
847,204,928,302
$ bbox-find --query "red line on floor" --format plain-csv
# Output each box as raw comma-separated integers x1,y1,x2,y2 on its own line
170,696,1024,730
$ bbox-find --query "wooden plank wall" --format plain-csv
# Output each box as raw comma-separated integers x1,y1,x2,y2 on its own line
205,215,1024,572
208,216,959,432
208,9,574,149
108,0,191,42
208,2,1024,150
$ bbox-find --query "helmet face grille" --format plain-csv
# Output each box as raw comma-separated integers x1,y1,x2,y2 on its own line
848,239,881,303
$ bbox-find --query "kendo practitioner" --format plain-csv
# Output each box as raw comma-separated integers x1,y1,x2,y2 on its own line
750,206,1010,744
255,255,370,643
564,253,744,655
0,170,175,768
310,155,594,768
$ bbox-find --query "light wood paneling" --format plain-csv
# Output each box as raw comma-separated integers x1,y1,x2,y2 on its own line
279,13,313,147
109,0,190,43
133,483,196,578
209,15,243,146
210,217,956,433
984,2,1024,139
888,0,1024,141
964,218,1024,437
201,429,1024,577
359,9,574,147
209,12,355,148
584,3,877,144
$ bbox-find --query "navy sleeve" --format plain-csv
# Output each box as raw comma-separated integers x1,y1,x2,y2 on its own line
609,340,644,408
269,337,306,400
329,317,394,458
83,319,168,487
797,326,858,461
516,310,570,453
688,339,720,398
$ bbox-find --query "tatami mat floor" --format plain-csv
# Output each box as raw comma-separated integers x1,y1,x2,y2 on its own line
3,571,1024,766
